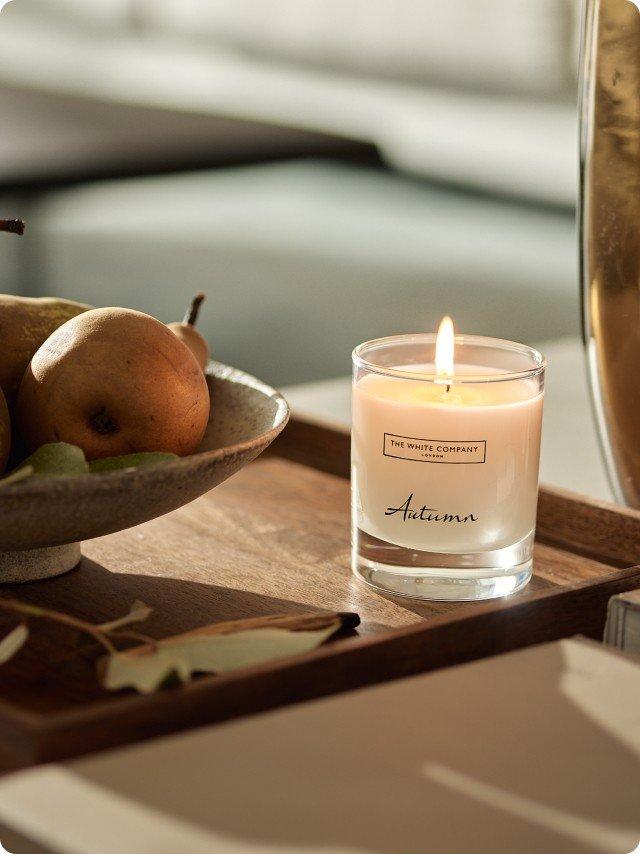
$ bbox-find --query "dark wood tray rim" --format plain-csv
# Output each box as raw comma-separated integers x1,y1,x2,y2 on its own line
3,414,640,767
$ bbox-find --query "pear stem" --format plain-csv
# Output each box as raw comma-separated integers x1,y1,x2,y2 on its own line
0,219,25,236
183,292,205,327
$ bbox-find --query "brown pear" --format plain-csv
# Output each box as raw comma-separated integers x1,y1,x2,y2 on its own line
0,387,10,473
18,307,210,460
0,294,91,408
167,293,210,371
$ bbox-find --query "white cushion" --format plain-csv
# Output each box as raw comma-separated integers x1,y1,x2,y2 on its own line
27,161,577,386
143,0,578,97
0,4,578,203
5,0,132,31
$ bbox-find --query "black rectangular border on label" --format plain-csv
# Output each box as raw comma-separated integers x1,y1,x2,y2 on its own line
383,433,487,464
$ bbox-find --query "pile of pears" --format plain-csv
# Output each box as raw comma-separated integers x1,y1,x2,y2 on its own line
0,219,212,475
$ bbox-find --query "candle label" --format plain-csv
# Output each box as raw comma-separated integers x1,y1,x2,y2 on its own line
383,433,487,465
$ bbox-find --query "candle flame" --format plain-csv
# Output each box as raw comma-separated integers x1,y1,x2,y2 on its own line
435,316,455,380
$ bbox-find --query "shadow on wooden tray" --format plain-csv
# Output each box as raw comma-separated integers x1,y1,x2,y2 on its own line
0,556,357,716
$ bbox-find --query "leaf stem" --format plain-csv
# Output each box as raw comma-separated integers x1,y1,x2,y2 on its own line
0,598,116,653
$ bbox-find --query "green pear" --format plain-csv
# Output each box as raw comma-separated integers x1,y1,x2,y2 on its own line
0,294,91,408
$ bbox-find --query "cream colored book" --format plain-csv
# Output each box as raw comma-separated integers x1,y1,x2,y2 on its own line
0,637,638,854
604,589,640,654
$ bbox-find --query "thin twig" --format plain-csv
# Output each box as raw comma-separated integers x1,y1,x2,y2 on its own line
0,598,116,653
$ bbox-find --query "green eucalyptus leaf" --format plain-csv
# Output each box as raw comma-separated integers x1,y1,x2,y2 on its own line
102,624,340,695
89,452,178,473
17,443,89,477
0,623,29,664
0,465,34,487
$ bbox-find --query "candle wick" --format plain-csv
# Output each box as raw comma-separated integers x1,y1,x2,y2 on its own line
446,383,451,394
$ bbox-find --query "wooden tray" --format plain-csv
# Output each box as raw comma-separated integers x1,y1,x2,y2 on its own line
1,415,640,771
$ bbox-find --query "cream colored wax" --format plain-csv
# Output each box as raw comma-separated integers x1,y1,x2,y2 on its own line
352,365,543,554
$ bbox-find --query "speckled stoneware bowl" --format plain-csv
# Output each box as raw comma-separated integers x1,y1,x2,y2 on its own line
0,361,289,583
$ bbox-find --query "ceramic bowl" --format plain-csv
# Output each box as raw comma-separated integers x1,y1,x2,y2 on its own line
0,361,289,582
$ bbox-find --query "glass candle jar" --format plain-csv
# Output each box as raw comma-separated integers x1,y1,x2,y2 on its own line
351,331,545,601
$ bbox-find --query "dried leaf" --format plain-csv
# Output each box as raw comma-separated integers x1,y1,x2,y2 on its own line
105,649,192,694
189,611,358,635
89,453,178,473
102,622,340,694
97,600,152,632
0,623,28,664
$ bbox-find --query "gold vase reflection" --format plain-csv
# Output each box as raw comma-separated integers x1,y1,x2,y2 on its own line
581,0,640,506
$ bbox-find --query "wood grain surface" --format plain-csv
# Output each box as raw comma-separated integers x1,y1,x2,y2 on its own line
0,416,638,769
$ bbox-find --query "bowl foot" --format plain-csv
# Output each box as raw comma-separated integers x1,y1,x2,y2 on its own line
0,543,81,584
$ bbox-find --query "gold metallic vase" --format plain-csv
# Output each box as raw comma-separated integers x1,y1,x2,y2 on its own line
580,0,640,506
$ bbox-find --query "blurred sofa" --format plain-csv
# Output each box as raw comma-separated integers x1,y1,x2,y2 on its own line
0,0,578,202
19,161,575,386
0,0,580,386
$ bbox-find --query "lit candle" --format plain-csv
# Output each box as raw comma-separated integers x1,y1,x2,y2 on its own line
351,319,545,601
